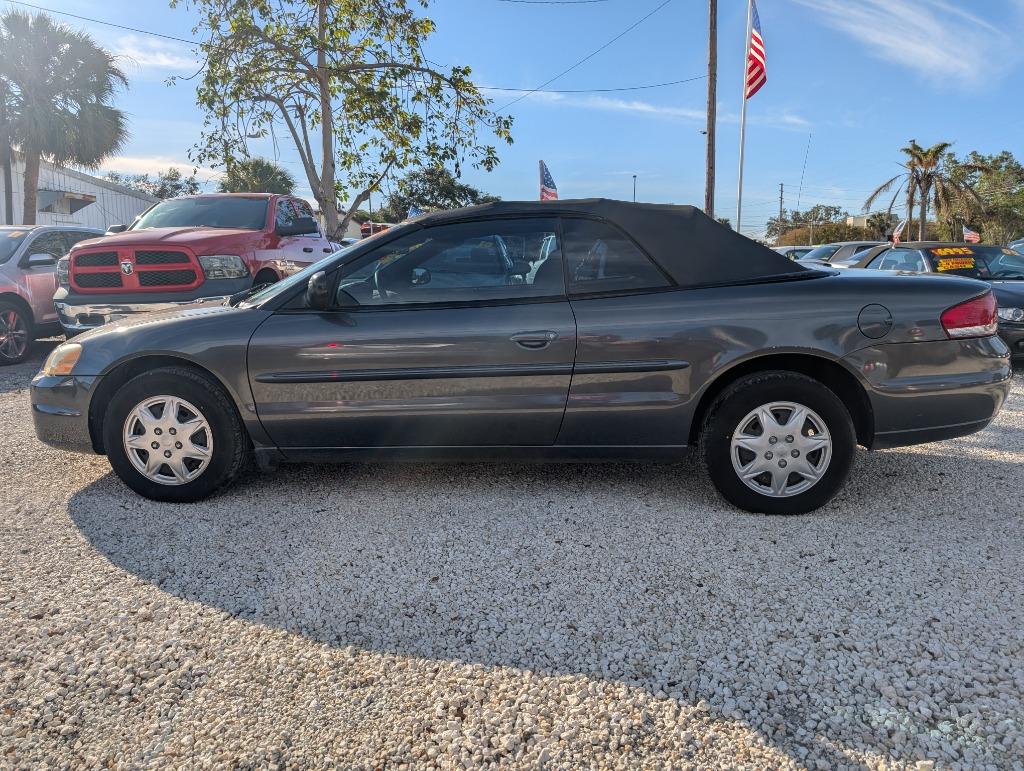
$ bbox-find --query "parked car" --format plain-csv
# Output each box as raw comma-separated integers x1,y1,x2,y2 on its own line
772,245,815,260
360,221,393,238
53,193,336,336
852,242,1024,361
32,201,1011,514
0,225,103,364
1009,238,1024,253
799,241,885,268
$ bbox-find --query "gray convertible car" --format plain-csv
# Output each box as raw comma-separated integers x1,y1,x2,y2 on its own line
31,200,1012,514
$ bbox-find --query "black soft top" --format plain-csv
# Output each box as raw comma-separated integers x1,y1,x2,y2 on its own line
409,198,818,287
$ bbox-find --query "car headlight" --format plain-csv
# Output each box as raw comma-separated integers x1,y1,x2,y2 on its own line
41,343,82,377
198,254,249,280
997,306,1024,323
57,256,70,289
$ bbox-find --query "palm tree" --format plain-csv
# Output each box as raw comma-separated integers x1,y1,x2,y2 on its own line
218,157,296,195
0,11,127,225
864,140,977,241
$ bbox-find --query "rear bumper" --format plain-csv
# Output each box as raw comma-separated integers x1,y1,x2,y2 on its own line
843,336,1012,450
30,374,100,454
53,279,250,333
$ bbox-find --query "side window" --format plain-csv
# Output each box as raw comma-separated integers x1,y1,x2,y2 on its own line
291,199,319,232
275,199,298,228
561,218,670,294
63,231,98,250
24,232,67,259
865,250,893,269
334,218,563,307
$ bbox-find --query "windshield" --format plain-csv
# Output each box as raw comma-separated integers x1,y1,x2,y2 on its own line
238,241,364,308
924,246,1024,280
132,197,269,230
802,244,841,262
0,229,29,264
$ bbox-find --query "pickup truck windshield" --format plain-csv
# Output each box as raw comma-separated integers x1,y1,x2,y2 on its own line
132,197,269,230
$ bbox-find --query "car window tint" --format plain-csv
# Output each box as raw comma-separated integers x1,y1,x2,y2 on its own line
562,218,669,294
275,199,298,227
334,218,564,307
63,231,98,250
26,232,68,258
291,199,318,229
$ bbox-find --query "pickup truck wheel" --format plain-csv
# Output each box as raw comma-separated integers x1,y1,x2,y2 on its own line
252,269,279,286
701,371,855,515
102,366,249,502
0,301,33,365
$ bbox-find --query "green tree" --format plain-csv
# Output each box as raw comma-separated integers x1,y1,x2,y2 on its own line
942,151,1024,242
375,166,499,222
218,157,295,194
104,167,201,199
0,10,127,225
866,211,897,239
178,0,512,239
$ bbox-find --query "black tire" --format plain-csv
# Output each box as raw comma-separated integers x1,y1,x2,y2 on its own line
0,300,34,365
252,269,279,287
701,371,856,515
102,366,249,502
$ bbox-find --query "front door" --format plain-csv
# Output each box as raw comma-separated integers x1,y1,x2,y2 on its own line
248,217,576,449
20,230,66,325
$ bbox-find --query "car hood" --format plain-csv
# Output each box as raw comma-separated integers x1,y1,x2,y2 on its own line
75,300,247,341
76,227,260,249
990,280,1024,307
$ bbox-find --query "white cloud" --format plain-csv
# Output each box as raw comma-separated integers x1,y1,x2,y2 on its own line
110,35,199,74
101,155,217,181
790,0,1014,83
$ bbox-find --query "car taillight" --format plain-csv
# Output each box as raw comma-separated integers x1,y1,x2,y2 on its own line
940,292,998,339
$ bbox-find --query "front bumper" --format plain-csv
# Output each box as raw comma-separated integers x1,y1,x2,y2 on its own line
54,279,250,333
843,336,1012,450
999,324,1024,361
30,374,101,454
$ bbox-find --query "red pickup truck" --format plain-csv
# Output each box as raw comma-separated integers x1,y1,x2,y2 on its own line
54,193,337,335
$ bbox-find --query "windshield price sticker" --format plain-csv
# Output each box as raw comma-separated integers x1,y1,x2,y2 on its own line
930,247,974,256
936,257,976,272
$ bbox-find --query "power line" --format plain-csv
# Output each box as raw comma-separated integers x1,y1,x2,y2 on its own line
481,74,705,94
3,0,197,44
496,0,675,113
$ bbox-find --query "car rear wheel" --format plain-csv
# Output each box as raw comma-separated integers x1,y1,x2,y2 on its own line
103,366,249,502
701,371,855,515
0,301,33,365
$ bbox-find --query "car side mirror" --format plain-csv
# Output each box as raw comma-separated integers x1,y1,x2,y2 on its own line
26,253,57,268
106,224,128,234
277,217,319,237
305,270,331,310
410,267,431,286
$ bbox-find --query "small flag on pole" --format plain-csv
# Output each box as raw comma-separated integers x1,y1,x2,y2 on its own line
963,224,981,243
892,219,907,245
745,0,767,99
540,161,558,201
407,204,424,219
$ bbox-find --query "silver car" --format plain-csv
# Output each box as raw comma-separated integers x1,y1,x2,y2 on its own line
0,225,103,364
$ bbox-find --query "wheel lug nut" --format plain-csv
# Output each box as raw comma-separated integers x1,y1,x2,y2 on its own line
175,442,182,449
154,428,162,435
778,459,787,468
151,442,159,450
169,428,177,435
785,435,794,443
768,436,778,445
163,450,172,458
765,451,773,460
791,450,800,458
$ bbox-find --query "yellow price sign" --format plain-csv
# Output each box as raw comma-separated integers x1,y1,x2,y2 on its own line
930,247,974,256
935,257,976,272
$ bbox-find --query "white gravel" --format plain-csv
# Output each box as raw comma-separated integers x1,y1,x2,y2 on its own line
2,341,1023,769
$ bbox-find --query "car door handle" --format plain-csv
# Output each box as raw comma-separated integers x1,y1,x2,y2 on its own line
303,247,314,253
511,331,558,349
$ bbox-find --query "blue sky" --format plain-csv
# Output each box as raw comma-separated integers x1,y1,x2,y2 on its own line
17,0,1024,237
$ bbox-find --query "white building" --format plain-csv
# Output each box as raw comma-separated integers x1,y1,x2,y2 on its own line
1,153,158,230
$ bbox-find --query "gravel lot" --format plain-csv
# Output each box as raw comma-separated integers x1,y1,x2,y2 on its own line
2,341,1023,769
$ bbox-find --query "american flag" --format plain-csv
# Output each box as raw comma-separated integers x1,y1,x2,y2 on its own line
745,0,767,99
407,204,424,219
892,219,907,245
540,161,558,201
963,224,981,244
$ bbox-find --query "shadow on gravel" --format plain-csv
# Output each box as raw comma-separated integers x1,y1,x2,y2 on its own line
67,442,1024,767
0,339,58,395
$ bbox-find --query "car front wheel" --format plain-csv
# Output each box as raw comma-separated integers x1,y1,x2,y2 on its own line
701,371,856,515
0,301,33,365
102,366,249,502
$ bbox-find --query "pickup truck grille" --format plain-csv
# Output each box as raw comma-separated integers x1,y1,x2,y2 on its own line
139,269,198,287
70,247,204,293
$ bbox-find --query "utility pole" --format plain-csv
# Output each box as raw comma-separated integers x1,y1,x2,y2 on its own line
778,182,784,239
703,0,717,218
633,174,637,202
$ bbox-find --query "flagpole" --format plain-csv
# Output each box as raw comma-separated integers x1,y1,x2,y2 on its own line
735,0,754,232
538,160,543,201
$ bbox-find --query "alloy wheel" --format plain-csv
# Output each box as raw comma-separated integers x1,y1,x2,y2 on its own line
122,396,213,486
730,401,832,498
0,309,28,361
